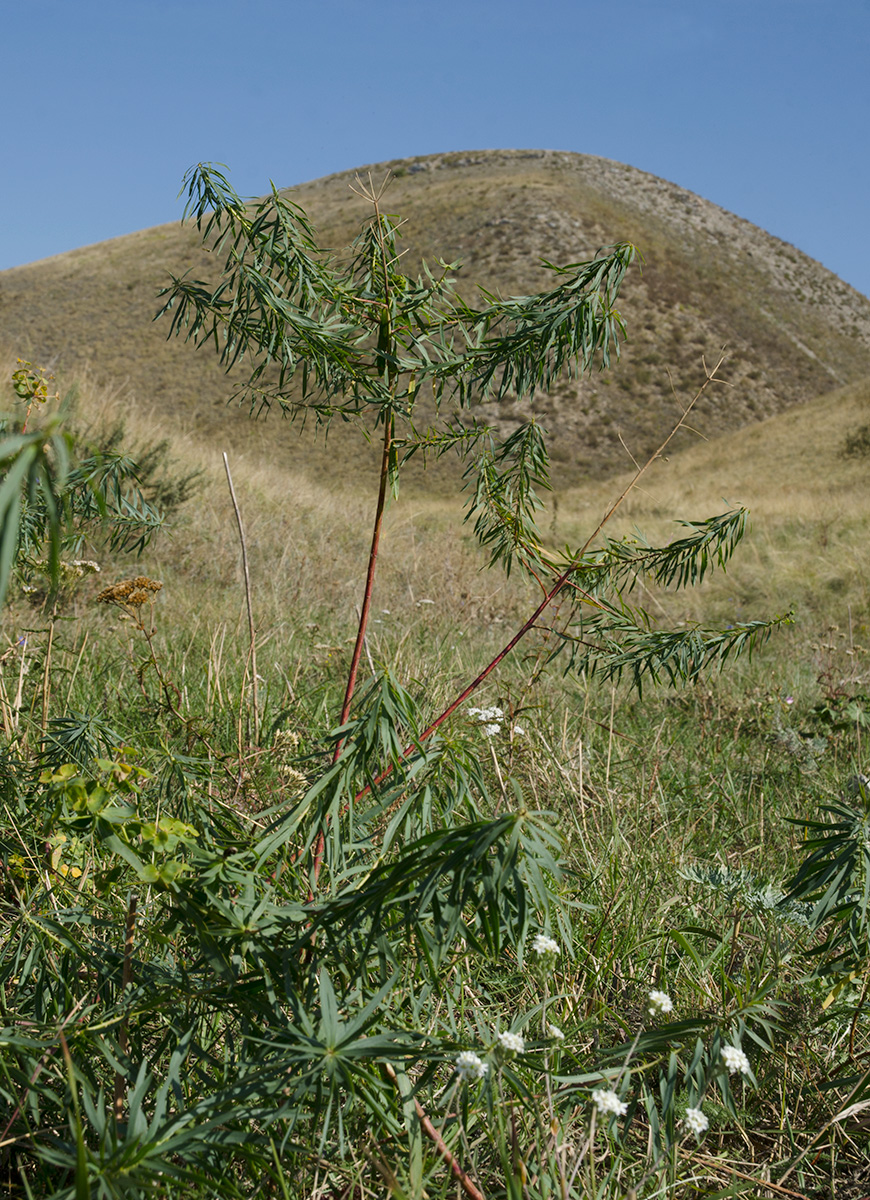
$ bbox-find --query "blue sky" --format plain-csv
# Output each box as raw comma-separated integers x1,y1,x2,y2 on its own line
3,0,869,296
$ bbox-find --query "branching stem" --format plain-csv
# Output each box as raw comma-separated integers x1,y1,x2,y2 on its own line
357,355,725,800
314,181,398,886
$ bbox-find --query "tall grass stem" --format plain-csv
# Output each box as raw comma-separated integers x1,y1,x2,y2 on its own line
223,453,259,745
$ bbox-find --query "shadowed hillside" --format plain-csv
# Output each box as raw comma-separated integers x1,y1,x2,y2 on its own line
2,149,869,490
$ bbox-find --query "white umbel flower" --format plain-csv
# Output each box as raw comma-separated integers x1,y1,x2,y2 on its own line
498,1031,525,1055
684,1107,709,1134
468,705,504,737
547,1023,565,1040
455,1051,488,1081
648,990,674,1017
531,933,560,956
721,1045,751,1075
468,705,503,721
591,1088,628,1116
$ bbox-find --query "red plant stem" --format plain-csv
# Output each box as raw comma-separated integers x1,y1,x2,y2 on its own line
355,357,722,802
335,412,393,751
310,194,399,892
358,561,595,801
383,1064,485,1200
311,410,393,888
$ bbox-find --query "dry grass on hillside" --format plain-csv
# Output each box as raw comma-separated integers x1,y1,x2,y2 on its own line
553,375,870,625
4,352,870,670
3,150,869,495
0,356,539,688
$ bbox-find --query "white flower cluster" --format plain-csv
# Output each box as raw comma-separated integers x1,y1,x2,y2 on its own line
32,558,101,581
648,989,674,1017
547,1023,565,1040
455,1051,488,1081
684,1107,709,1135
591,1088,627,1116
468,706,504,738
721,1045,751,1075
497,1031,525,1055
531,933,560,956
466,706,528,738
276,765,308,792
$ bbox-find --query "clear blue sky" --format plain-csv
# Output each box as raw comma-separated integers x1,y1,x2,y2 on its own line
3,0,869,297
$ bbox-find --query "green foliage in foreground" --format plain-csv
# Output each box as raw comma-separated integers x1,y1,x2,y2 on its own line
5,601,870,1199
2,170,870,1199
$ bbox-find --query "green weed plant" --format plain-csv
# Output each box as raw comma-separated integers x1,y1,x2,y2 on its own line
1,166,868,1199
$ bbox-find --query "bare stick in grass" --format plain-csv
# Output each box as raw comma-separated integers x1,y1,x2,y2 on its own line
223,452,259,746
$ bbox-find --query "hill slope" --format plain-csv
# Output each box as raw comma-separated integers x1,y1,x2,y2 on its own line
2,149,869,489
556,374,870,623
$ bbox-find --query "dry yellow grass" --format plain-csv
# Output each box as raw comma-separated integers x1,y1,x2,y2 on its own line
0,354,535,688
5,349,870,668
553,375,870,624
3,149,869,493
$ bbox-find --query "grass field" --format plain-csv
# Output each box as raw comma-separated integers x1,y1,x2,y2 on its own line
3,331,870,1199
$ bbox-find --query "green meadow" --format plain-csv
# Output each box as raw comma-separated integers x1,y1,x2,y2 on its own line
2,154,870,1199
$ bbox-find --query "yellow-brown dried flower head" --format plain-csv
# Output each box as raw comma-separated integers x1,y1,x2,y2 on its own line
97,577,163,608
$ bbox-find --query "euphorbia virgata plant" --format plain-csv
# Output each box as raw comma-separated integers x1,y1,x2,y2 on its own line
158,164,775,792
0,163,793,1200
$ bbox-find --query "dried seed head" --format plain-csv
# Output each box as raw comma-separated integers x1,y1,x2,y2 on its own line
97,577,163,607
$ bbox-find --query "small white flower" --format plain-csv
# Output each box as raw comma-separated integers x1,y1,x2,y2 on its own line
481,723,501,738
497,1031,525,1055
470,705,504,725
648,990,673,1017
684,1107,708,1135
417,598,434,605
511,724,526,737
592,1088,627,1116
455,1051,488,1081
721,1045,751,1075
531,933,560,956
547,1023,565,1040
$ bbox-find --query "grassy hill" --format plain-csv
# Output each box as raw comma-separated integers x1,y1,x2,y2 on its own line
555,374,870,625
2,149,869,492
5,159,870,1197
